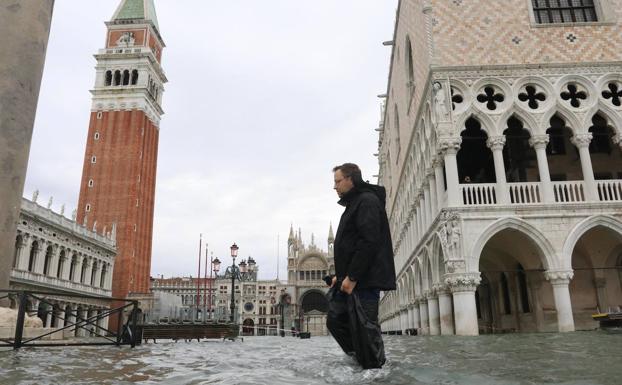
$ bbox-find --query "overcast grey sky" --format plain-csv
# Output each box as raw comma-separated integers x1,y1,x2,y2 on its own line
24,0,398,280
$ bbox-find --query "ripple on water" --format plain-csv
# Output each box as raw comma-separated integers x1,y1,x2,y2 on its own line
1,331,621,384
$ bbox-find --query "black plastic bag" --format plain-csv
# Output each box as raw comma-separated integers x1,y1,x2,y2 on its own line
347,291,386,369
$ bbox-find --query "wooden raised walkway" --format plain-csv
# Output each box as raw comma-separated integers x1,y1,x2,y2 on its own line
139,323,239,343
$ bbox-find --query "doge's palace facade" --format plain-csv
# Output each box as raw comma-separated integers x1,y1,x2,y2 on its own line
378,0,622,335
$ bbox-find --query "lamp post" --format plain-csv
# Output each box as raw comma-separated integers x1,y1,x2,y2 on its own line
210,254,220,320
229,243,239,323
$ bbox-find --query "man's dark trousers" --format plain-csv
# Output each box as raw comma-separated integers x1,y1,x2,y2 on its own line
326,287,385,368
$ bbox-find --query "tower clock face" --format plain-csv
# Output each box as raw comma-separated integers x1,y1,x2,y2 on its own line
244,302,254,312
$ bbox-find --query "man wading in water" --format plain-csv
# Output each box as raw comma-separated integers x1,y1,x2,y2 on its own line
326,163,396,369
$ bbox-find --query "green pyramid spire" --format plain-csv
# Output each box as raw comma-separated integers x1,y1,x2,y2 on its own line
112,0,160,32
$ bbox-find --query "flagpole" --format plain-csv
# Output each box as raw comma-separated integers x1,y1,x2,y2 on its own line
203,242,209,320
196,233,202,320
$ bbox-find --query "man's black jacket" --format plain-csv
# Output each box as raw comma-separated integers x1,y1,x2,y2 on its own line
334,182,396,291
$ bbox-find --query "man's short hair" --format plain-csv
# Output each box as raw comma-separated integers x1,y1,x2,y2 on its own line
333,163,363,185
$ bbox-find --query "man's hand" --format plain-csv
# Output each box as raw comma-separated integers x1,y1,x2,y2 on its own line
331,276,337,288
340,276,357,294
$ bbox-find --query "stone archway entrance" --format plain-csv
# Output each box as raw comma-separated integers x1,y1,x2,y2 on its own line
300,290,328,336
568,223,622,330
242,318,255,336
477,227,553,333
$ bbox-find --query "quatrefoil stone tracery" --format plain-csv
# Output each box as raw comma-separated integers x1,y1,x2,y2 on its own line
518,85,546,110
602,82,622,107
451,87,464,110
560,83,587,108
476,86,504,111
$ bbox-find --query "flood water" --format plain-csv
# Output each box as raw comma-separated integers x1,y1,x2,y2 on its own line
1,331,620,384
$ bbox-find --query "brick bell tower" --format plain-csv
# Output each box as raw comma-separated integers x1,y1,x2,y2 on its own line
77,0,166,299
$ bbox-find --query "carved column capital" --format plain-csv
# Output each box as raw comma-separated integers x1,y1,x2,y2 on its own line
486,135,506,151
570,133,592,148
434,284,451,296
544,269,574,284
529,135,550,149
594,277,607,288
445,273,481,293
438,137,462,155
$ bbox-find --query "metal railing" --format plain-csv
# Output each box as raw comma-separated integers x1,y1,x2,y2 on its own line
0,290,139,350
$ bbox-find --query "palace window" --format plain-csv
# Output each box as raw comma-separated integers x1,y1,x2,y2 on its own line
531,0,597,24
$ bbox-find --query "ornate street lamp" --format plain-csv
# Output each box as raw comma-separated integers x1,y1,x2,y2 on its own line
229,243,239,323
209,256,221,320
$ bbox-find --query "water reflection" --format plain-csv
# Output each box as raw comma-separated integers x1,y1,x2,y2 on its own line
1,331,620,384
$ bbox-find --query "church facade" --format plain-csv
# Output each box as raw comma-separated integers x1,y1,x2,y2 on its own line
377,0,622,335
285,225,335,336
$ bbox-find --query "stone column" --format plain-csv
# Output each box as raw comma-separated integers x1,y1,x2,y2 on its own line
73,256,83,283
106,263,113,289
401,308,408,334
437,286,455,335
439,137,462,206
415,200,422,241
49,246,61,278
418,297,429,335
407,304,414,332
34,241,48,274
446,273,481,336
412,302,420,333
66,306,76,337
487,136,508,204
571,134,598,201
79,309,88,337
527,272,545,332
428,171,438,219
84,258,93,285
57,304,65,328
434,160,446,208
594,277,608,313
15,234,30,271
545,270,575,332
529,135,554,202
427,293,441,335
0,0,55,297
45,306,53,328
423,182,432,229
61,252,72,280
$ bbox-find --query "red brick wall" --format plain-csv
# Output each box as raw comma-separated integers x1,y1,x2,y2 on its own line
78,109,159,298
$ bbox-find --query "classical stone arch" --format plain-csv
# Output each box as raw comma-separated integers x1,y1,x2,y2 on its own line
469,216,557,271
300,289,328,313
562,215,622,270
